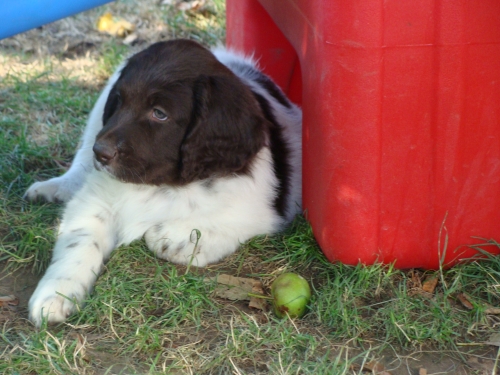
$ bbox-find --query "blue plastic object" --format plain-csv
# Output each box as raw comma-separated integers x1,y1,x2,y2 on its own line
0,0,114,40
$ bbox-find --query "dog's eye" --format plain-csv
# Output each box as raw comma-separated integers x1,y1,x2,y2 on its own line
152,108,168,121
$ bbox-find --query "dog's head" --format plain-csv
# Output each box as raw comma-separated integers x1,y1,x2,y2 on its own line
93,39,267,185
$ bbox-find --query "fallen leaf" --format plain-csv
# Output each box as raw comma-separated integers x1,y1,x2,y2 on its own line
210,274,255,300
421,275,438,294
419,368,427,375
97,12,135,38
216,274,254,289
407,270,433,298
212,282,248,300
249,280,267,311
97,13,113,31
484,307,500,315
208,274,268,311
457,293,474,310
0,295,19,308
486,332,500,347
364,360,388,374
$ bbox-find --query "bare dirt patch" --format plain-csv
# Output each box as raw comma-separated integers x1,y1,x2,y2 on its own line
0,263,39,332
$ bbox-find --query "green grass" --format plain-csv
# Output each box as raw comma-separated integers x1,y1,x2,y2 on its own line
1,1,500,374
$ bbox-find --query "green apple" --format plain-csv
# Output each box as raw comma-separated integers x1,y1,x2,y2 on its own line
271,273,311,318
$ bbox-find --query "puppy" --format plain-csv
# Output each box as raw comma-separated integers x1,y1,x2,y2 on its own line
25,39,302,326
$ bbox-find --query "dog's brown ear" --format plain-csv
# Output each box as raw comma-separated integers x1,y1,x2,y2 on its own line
102,86,121,125
180,74,267,182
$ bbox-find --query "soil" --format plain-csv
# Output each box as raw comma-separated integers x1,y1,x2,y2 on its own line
1,263,498,375
0,264,40,318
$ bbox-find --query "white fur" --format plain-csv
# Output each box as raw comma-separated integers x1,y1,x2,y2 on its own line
26,48,302,327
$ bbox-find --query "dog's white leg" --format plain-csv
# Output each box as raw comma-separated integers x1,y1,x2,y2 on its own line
28,195,115,327
145,224,240,267
24,65,124,203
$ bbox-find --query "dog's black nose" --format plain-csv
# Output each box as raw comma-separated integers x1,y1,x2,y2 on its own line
93,142,117,165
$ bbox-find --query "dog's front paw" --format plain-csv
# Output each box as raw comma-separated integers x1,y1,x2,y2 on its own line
29,278,87,327
24,174,84,203
145,226,238,267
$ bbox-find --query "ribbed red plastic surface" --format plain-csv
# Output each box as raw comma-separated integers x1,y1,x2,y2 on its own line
227,0,500,268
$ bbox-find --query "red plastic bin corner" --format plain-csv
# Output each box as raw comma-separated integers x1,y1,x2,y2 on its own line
226,0,500,269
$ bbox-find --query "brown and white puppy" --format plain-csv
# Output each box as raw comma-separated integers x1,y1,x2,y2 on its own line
25,39,302,326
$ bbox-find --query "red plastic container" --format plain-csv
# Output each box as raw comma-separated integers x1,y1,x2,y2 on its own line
227,0,500,269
